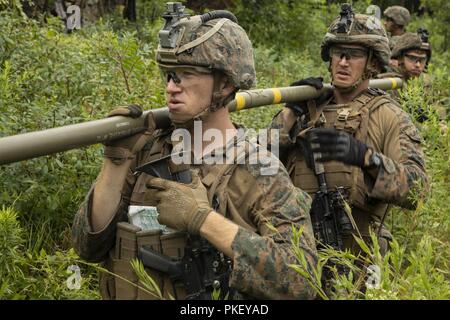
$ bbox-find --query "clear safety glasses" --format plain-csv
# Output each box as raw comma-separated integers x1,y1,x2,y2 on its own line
330,46,368,61
159,66,212,85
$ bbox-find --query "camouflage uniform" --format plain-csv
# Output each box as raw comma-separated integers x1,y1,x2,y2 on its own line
269,11,428,254
72,5,317,300
73,128,317,299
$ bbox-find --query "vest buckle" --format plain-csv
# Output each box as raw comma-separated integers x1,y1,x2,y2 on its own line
337,108,351,121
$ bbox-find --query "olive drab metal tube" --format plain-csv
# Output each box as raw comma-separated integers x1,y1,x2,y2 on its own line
0,78,402,165
0,108,170,165
228,77,403,112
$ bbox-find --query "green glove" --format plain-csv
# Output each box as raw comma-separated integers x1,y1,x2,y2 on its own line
103,105,156,165
145,170,213,235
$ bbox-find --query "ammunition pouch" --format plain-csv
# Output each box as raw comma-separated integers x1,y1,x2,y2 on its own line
101,222,187,300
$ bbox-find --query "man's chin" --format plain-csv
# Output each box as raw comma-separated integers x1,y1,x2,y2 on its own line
169,113,191,125
333,79,353,90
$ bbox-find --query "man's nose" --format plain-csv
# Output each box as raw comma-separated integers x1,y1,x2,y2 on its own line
338,56,350,66
166,78,182,93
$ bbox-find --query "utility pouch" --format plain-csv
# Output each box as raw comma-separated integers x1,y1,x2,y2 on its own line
159,231,188,299
113,222,165,300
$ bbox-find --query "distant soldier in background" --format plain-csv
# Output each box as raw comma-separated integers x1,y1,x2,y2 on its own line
378,29,447,130
391,29,432,81
383,6,411,51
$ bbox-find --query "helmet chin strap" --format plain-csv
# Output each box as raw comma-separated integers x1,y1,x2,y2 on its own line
172,72,236,129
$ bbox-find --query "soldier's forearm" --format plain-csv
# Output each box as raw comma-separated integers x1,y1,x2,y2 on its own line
91,158,132,231
366,153,428,209
199,211,238,258
282,107,297,131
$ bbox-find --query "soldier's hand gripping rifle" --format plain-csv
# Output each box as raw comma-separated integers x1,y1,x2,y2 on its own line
289,121,354,255
308,160,354,253
296,129,354,278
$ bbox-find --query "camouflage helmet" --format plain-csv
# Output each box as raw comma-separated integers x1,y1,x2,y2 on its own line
383,6,411,26
321,4,391,71
156,3,256,90
391,32,432,63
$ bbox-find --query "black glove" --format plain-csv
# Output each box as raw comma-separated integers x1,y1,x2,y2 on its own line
290,77,324,90
306,128,368,167
285,77,332,116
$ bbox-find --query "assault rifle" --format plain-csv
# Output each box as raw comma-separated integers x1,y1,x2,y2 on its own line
293,116,354,274
138,235,232,300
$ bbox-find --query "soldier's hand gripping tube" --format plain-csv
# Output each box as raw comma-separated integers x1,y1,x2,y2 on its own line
103,105,156,165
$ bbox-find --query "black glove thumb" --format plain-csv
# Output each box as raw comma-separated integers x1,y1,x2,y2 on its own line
290,77,324,90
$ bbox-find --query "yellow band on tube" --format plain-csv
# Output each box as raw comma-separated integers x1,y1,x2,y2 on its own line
272,88,282,104
389,77,398,89
235,93,246,111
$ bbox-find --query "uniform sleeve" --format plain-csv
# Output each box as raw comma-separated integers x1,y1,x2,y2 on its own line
71,166,136,263
228,151,318,299
365,105,429,209
267,108,300,149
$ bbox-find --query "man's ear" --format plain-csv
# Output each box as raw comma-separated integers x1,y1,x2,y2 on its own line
370,58,382,73
218,76,237,97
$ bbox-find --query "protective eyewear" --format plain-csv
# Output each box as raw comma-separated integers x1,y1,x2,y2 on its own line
330,46,368,61
404,54,427,65
160,66,212,85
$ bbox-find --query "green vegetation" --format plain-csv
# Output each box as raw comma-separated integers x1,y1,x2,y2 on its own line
0,0,448,299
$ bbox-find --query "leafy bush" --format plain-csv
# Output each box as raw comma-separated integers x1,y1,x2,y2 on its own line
0,206,99,299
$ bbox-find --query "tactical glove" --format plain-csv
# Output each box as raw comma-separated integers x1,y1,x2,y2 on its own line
306,128,368,167
103,105,156,165
145,170,213,235
285,77,332,116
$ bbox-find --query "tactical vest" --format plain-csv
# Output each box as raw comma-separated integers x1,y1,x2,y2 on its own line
286,89,394,239
100,129,253,300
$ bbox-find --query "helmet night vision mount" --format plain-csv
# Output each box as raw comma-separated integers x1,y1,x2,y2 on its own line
336,3,355,34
